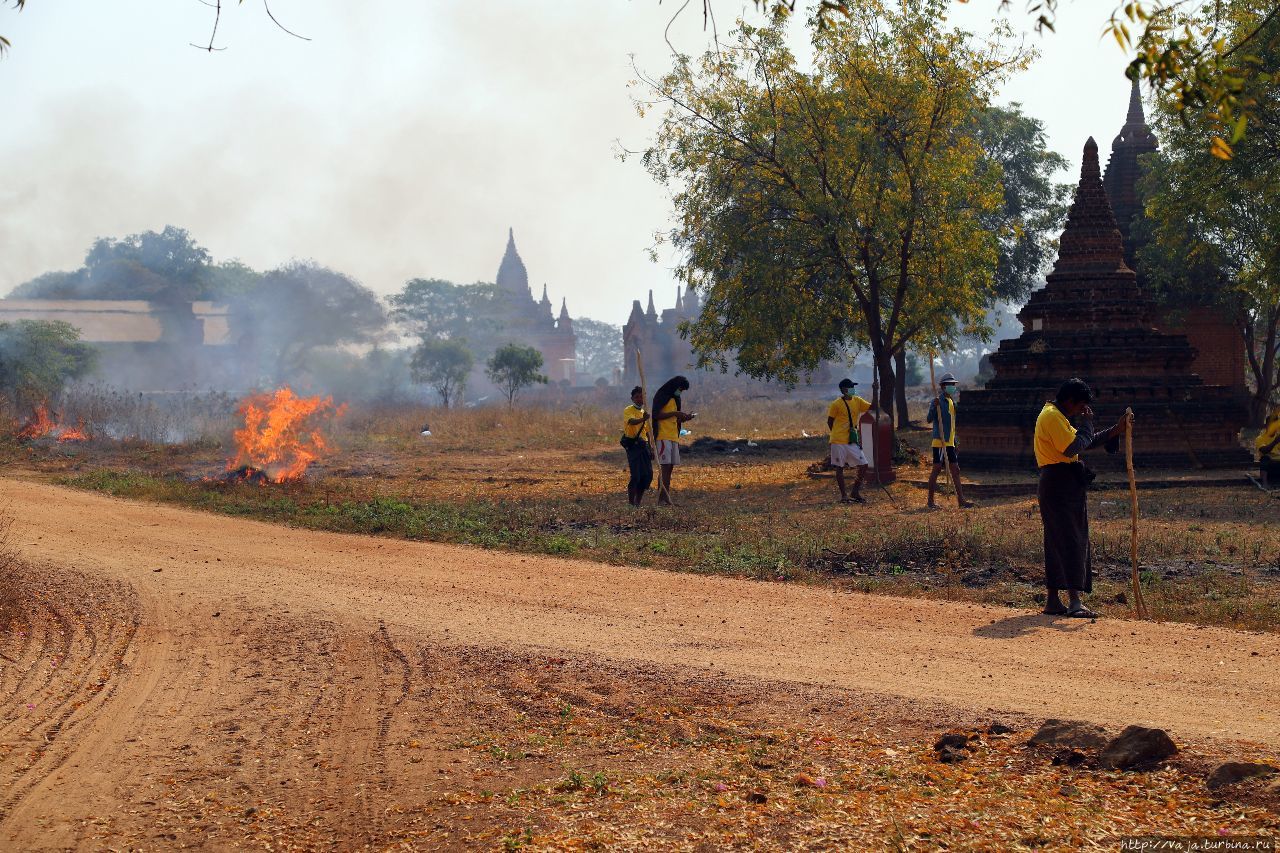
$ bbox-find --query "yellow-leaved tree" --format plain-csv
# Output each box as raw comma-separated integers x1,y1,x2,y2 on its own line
637,0,1022,421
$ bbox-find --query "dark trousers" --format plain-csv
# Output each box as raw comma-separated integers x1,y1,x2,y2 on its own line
1038,462,1092,592
626,442,653,494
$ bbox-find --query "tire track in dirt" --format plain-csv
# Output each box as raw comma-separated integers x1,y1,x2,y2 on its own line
0,567,140,833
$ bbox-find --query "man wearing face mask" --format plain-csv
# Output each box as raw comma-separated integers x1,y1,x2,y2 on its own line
826,378,873,504
925,373,974,510
1034,378,1133,618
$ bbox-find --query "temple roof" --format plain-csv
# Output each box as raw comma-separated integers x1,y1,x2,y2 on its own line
1051,137,1131,276
496,228,531,299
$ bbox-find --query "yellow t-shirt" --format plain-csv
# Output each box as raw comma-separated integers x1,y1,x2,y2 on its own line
655,399,680,442
931,397,957,448
1034,402,1079,467
622,404,649,441
827,396,871,445
1256,413,1280,461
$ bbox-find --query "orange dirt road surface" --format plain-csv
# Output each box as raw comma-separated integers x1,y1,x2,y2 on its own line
1,478,1277,848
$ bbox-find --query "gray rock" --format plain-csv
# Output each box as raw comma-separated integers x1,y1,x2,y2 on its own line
988,722,1015,736
1028,719,1109,751
1098,726,1178,770
938,745,968,764
1207,762,1278,790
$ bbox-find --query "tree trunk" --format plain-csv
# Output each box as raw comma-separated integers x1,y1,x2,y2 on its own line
894,349,911,429
1243,305,1279,427
872,345,897,426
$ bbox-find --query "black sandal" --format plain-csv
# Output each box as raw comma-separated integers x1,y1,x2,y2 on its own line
1065,606,1100,619
1041,604,1068,616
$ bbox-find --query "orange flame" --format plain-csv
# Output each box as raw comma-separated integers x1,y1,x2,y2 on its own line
228,387,344,483
17,404,88,442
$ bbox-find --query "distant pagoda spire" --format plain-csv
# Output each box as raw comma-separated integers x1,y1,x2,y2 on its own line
1103,80,1159,282
675,285,684,312
646,289,657,318
684,284,700,313
558,297,573,332
496,227,532,300
627,299,645,324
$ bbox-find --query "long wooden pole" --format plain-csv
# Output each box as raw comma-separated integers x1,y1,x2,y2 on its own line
930,354,951,493
1124,407,1151,620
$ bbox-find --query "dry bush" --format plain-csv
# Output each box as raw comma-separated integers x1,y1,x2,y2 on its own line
57,384,236,444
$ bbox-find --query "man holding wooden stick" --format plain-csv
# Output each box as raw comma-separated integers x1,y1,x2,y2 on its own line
1033,378,1132,618
926,372,974,510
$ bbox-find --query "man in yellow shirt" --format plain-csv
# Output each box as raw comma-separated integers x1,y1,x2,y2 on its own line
826,378,872,504
1255,406,1280,489
1034,378,1132,618
621,386,654,506
926,372,974,510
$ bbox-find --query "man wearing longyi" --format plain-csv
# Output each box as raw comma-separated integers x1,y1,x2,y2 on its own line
1034,378,1133,618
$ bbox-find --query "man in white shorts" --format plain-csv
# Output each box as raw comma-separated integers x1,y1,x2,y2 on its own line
826,378,872,504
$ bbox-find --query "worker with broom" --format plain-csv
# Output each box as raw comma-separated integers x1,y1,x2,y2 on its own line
1034,378,1132,618
925,373,975,510
620,385,654,506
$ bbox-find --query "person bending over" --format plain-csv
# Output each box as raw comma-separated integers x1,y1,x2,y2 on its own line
1033,378,1132,618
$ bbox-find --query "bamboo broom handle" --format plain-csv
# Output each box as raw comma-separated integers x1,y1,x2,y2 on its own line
1123,407,1149,620
635,347,661,505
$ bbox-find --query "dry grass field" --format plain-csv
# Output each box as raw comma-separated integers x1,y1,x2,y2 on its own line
9,392,1279,632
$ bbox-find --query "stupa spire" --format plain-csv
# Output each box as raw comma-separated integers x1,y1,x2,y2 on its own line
646,290,657,318
496,227,531,299
1052,137,1130,276
1126,78,1144,126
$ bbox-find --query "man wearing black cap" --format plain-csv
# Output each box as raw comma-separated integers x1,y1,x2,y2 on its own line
926,373,974,510
1034,378,1132,618
826,378,873,503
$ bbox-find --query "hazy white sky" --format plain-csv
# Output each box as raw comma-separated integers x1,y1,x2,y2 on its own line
1,0,1136,325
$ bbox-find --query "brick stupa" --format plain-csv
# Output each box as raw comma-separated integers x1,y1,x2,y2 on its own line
959,137,1249,469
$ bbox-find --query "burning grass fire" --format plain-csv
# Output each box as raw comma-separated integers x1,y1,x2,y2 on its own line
225,387,344,484
17,404,88,443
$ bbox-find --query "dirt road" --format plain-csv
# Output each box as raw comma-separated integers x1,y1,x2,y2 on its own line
1,478,1277,848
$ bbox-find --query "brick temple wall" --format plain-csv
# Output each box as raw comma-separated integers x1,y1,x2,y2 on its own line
1160,307,1245,391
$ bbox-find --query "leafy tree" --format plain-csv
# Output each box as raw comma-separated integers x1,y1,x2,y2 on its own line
0,320,96,411
743,2,1279,157
973,105,1070,304
11,226,214,303
573,318,622,382
411,338,474,408
639,5,1016,423
388,278,507,361
230,260,388,383
486,343,547,406
1138,5,1280,423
